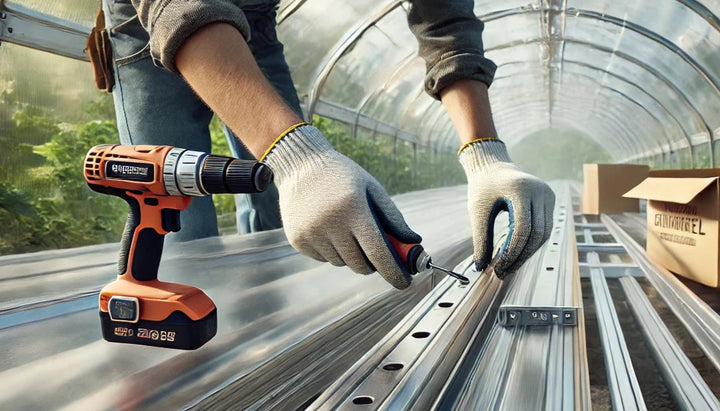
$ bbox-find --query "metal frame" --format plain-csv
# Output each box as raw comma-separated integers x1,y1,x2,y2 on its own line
310,182,591,410
620,276,720,410
0,2,89,61
603,214,720,372
305,1,402,122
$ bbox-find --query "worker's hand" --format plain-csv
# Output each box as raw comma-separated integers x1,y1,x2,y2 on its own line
262,124,422,289
458,138,555,278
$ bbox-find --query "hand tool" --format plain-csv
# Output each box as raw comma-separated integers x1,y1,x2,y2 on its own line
84,144,272,349
386,233,470,285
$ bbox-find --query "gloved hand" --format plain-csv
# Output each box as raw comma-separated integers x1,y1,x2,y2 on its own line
262,123,422,289
458,138,555,278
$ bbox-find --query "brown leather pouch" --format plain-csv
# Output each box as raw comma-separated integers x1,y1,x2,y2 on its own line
87,9,115,92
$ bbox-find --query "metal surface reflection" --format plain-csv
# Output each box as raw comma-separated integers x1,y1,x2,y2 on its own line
0,186,472,410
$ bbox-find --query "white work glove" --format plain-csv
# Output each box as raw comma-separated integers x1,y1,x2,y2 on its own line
458,138,555,278
262,124,422,289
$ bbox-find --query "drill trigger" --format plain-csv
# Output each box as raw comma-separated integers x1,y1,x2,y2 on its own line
161,209,181,232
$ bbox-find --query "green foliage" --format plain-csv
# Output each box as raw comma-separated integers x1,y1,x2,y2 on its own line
313,115,465,195
0,99,126,255
209,116,236,216
509,128,612,181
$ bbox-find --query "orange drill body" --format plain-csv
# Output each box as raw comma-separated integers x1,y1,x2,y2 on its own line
84,144,272,349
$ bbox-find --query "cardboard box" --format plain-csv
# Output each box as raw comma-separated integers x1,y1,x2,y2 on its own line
623,168,720,287
582,164,649,214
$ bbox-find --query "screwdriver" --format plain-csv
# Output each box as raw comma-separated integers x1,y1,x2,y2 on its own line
386,233,470,285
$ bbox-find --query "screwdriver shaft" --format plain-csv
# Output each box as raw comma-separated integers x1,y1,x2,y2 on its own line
427,262,470,285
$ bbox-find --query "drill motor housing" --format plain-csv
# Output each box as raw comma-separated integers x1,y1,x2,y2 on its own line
84,144,272,349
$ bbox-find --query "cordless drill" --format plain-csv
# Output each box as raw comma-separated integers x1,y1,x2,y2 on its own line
84,144,272,349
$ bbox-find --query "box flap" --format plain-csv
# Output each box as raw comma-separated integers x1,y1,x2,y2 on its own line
623,177,717,204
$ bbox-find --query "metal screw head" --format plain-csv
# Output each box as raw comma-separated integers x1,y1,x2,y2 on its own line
564,312,572,319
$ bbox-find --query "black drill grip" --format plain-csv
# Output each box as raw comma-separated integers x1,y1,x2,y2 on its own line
120,201,164,281
88,184,164,281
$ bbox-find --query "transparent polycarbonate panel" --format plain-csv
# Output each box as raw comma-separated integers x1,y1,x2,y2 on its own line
569,0,720,89
0,43,100,124
492,43,700,154
553,83,659,156
562,42,710,144
0,42,120,254
8,0,97,28
561,63,687,149
564,15,720,137
356,62,427,129
481,11,544,54
277,0,398,101
322,7,417,112
474,0,540,19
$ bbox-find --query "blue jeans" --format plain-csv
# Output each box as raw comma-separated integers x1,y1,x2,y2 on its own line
102,0,302,240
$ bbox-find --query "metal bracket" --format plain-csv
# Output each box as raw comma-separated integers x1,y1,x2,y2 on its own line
497,305,580,327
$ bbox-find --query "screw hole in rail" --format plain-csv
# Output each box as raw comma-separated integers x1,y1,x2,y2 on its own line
412,331,430,339
382,363,404,371
352,396,374,405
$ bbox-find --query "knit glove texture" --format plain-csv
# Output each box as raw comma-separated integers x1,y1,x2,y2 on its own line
263,125,422,289
458,139,555,278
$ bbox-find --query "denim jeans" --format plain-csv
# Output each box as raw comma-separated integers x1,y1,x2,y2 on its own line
102,0,302,241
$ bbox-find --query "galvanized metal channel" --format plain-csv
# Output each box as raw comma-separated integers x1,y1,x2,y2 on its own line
575,205,720,410
589,265,647,411
447,183,590,411
619,276,720,410
310,182,590,410
602,214,720,374
308,257,503,410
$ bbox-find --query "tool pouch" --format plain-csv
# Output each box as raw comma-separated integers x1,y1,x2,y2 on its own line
87,9,115,92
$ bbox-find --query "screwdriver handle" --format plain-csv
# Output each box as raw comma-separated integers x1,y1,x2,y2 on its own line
385,233,427,275
386,232,471,285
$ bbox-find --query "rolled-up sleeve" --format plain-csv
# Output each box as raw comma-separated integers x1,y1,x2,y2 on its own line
131,0,250,73
407,0,497,99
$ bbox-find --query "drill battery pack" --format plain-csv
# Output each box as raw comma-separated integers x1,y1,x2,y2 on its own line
99,279,217,350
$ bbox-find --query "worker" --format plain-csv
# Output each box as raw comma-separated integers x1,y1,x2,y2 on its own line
96,0,555,289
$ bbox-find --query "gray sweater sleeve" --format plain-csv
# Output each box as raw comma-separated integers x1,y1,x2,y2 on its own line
131,0,250,73
407,0,497,99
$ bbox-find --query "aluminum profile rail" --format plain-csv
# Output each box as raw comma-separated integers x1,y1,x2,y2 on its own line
443,182,590,411
590,267,646,411
575,204,719,410
573,207,647,410
602,214,720,373
310,182,591,410
308,257,504,410
0,2,89,61
619,276,720,410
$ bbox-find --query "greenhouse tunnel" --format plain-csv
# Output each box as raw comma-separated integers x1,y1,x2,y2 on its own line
1,0,720,409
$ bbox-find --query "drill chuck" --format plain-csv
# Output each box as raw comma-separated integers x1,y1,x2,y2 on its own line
163,148,272,196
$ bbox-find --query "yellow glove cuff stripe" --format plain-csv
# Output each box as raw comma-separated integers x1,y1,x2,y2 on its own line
457,137,502,156
260,121,310,161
